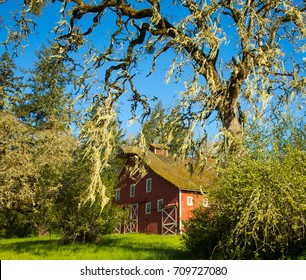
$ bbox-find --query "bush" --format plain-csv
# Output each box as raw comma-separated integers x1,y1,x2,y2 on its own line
183,205,228,259
57,201,123,243
184,146,306,259
0,210,36,238
54,150,125,243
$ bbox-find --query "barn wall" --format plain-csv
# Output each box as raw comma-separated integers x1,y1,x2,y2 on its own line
180,191,205,232
115,162,179,234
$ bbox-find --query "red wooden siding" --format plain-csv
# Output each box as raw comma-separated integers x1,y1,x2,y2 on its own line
115,164,180,234
180,191,206,232
115,151,209,235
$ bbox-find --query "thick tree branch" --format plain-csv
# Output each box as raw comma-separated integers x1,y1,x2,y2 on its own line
24,0,304,145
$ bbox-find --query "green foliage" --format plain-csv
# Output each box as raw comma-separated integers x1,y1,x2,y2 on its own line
55,149,125,243
17,46,76,130
0,47,77,238
182,205,228,259
0,46,125,240
0,210,36,238
56,201,123,244
141,101,190,156
0,51,23,111
217,147,305,259
184,126,306,259
0,111,76,237
142,101,167,144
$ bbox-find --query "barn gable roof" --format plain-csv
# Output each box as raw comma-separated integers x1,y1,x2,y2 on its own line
119,146,215,192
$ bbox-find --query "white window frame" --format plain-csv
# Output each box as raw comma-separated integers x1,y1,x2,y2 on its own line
187,196,193,206
157,199,164,212
115,190,120,201
203,198,209,207
146,178,152,193
130,184,135,198
145,202,151,214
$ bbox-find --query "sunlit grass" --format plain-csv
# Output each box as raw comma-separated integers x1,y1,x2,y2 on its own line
0,234,190,260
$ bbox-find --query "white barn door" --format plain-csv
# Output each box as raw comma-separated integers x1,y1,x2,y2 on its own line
124,203,138,233
162,205,177,235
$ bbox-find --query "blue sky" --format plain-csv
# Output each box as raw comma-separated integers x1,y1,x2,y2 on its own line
1,1,305,140
0,1,193,137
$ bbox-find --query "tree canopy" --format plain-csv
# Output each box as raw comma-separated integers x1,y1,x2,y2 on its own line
1,0,305,205
1,1,305,139
141,101,191,155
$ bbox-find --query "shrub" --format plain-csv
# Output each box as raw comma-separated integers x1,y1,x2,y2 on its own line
184,146,306,259
183,205,228,259
54,149,125,243
57,201,123,243
0,210,36,238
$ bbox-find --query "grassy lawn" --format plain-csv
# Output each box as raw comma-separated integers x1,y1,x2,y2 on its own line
0,233,191,260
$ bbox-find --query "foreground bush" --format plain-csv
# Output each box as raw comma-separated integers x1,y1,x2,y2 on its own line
56,202,123,243
183,205,228,259
184,146,306,259
55,152,125,243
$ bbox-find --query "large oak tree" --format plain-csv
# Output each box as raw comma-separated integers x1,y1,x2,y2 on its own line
1,0,305,204
2,0,305,136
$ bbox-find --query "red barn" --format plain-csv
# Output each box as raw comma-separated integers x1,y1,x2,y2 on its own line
114,144,214,235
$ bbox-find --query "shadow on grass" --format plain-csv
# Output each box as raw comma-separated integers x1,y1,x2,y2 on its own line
0,239,57,258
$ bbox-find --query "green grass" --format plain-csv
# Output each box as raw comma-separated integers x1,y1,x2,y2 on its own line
0,234,191,260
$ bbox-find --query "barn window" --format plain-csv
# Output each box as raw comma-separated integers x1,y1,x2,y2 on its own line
203,198,209,207
187,196,193,206
157,199,164,211
130,184,135,198
115,190,120,201
145,202,151,214
146,178,152,193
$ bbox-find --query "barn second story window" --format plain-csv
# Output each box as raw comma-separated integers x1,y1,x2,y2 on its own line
157,199,164,211
130,184,135,198
187,196,193,206
203,198,209,207
145,202,151,214
146,178,152,193
115,190,120,201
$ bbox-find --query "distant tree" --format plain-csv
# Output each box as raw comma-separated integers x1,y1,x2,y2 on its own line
142,101,167,144
17,46,76,130
0,51,23,111
141,101,189,155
